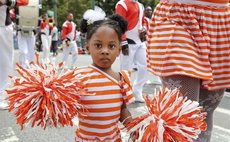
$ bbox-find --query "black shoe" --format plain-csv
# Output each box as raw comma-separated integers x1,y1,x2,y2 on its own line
132,68,138,72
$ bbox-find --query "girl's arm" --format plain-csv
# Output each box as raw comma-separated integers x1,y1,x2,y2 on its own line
119,101,139,141
119,101,132,125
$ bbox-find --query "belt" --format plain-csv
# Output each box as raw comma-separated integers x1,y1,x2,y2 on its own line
127,38,136,44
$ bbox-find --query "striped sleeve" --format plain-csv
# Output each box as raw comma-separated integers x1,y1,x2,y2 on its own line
120,70,135,105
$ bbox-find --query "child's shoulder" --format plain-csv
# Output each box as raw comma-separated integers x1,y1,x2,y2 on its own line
75,66,92,72
75,66,97,76
120,70,132,79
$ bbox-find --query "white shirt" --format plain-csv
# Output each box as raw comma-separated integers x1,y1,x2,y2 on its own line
51,26,58,41
76,30,81,42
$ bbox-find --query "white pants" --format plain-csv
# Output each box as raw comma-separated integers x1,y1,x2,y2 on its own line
41,34,51,60
62,42,78,68
120,43,149,96
0,25,14,100
18,33,35,67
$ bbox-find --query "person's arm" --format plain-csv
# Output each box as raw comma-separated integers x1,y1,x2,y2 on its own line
142,9,148,31
139,4,147,42
0,0,28,7
119,101,132,125
119,101,139,141
116,3,129,55
61,25,67,41
61,24,71,46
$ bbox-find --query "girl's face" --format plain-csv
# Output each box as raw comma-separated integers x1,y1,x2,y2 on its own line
87,26,121,70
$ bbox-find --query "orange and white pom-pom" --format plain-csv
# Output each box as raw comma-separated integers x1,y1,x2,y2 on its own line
125,88,207,142
6,54,89,130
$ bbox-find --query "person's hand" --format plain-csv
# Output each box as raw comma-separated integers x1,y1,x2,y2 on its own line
139,29,147,42
122,44,129,56
66,40,70,46
129,130,139,142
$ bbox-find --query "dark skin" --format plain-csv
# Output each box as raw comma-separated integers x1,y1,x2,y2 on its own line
0,0,4,6
123,6,151,54
122,45,129,56
86,25,138,141
86,26,121,74
139,6,152,42
145,6,153,19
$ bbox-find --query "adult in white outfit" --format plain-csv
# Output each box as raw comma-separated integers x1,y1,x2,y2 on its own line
61,13,78,69
40,13,53,60
116,0,149,102
17,29,36,67
0,0,28,109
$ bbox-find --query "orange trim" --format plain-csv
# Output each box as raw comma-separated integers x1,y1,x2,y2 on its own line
78,127,118,137
160,2,228,10
198,0,229,4
147,67,212,80
75,129,121,142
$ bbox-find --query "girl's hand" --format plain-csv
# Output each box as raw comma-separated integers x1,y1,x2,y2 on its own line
129,130,139,142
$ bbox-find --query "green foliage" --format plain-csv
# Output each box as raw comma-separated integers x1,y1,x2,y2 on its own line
42,0,91,28
140,0,160,8
41,0,160,29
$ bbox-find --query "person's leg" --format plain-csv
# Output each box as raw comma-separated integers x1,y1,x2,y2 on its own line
132,43,149,102
161,75,200,101
48,35,52,55
18,33,28,67
27,35,35,64
198,89,225,142
69,42,78,69
120,44,137,70
53,41,58,56
62,46,71,68
41,34,49,60
51,41,55,55
0,25,14,109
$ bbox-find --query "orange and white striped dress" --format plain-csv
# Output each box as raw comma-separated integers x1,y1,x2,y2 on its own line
75,65,135,142
147,0,230,90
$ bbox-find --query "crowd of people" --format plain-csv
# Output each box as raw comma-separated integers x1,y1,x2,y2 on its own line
0,0,230,142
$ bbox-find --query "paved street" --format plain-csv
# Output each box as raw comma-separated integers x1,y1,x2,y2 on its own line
0,50,229,142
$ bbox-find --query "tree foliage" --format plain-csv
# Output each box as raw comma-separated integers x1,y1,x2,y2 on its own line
42,0,91,28
41,0,160,29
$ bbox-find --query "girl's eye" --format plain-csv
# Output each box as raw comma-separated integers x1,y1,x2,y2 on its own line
94,43,102,49
109,44,116,49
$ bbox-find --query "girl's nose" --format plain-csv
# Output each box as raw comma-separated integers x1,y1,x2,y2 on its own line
101,47,109,55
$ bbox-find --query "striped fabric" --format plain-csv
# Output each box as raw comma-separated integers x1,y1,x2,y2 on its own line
198,0,229,4
147,1,230,90
75,65,135,142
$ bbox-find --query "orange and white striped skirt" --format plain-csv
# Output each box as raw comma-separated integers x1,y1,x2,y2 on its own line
147,0,230,90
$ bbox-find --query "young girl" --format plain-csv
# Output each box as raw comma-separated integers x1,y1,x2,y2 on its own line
147,0,229,141
74,13,136,141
